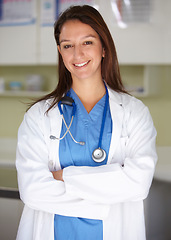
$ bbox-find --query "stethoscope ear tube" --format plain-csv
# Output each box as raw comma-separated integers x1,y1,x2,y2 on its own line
60,96,74,106
58,96,76,117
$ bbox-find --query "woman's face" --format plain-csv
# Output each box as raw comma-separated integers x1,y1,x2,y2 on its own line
58,20,105,83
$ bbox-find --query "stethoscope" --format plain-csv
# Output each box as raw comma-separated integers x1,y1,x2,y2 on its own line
50,84,109,163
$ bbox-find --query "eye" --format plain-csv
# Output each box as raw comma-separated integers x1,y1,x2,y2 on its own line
84,41,93,45
63,44,72,49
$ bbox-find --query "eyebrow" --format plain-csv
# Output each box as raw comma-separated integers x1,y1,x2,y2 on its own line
59,34,97,44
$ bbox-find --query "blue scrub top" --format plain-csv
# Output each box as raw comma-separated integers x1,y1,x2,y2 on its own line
54,88,112,240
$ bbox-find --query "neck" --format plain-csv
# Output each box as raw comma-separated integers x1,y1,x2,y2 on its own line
72,78,106,113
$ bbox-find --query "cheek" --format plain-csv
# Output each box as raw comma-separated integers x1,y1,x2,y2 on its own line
61,55,73,72
95,45,104,59
60,53,71,66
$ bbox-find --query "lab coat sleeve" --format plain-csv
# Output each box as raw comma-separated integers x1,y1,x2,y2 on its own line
16,102,109,220
63,98,157,205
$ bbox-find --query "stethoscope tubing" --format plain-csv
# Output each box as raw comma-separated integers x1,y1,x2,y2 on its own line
98,84,109,149
51,83,109,162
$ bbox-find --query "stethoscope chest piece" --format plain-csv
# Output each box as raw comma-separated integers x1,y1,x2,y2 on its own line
92,148,106,163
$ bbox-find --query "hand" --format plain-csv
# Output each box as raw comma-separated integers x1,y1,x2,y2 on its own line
52,169,64,182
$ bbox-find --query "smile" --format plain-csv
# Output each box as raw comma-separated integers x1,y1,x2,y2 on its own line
74,61,90,67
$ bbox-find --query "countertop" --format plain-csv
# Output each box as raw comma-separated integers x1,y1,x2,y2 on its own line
0,139,171,191
155,146,171,182
0,139,19,198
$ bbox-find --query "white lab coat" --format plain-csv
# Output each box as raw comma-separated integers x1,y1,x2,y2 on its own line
16,88,157,240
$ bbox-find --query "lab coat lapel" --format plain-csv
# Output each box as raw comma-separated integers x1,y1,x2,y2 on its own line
46,100,63,171
107,89,124,164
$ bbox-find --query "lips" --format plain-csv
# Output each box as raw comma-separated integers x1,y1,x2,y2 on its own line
74,60,90,67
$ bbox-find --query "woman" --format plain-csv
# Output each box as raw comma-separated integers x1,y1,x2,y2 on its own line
16,5,157,240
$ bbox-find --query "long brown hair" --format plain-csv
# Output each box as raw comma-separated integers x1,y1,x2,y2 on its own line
30,5,126,112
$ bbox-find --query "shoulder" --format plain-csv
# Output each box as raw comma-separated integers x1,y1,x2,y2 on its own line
108,87,146,111
25,101,47,123
19,99,60,135
108,88,153,126
26,99,57,118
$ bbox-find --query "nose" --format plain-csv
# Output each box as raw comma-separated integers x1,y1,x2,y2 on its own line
73,45,84,59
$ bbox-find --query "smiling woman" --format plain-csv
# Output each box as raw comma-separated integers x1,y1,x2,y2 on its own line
16,5,157,240
57,20,105,101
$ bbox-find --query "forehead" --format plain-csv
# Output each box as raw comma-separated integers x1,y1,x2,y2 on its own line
59,20,99,41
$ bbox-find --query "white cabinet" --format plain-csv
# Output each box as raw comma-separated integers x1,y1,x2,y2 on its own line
99,0,171,64
110,25,165,64
39,27,58,64
0,24,58,65
0,25,38,65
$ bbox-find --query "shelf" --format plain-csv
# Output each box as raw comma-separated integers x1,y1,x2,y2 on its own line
0,90,49,98
121,65,162,98
0,66,162,99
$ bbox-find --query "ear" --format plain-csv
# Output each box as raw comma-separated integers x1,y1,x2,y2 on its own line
57,45,61,54
102,48,105,58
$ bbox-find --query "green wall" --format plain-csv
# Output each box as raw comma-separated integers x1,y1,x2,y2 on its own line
141,66,171,146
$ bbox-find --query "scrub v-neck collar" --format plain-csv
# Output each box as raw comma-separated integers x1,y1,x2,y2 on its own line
68,88,106,122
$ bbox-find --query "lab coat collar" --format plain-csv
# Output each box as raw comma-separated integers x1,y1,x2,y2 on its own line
45,98,57,107
107,88,125,164
107,86,124,107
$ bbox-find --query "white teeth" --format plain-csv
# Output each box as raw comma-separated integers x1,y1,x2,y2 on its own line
74,61,89,67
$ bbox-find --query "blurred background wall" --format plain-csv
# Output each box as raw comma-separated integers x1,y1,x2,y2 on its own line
0,0,171,145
